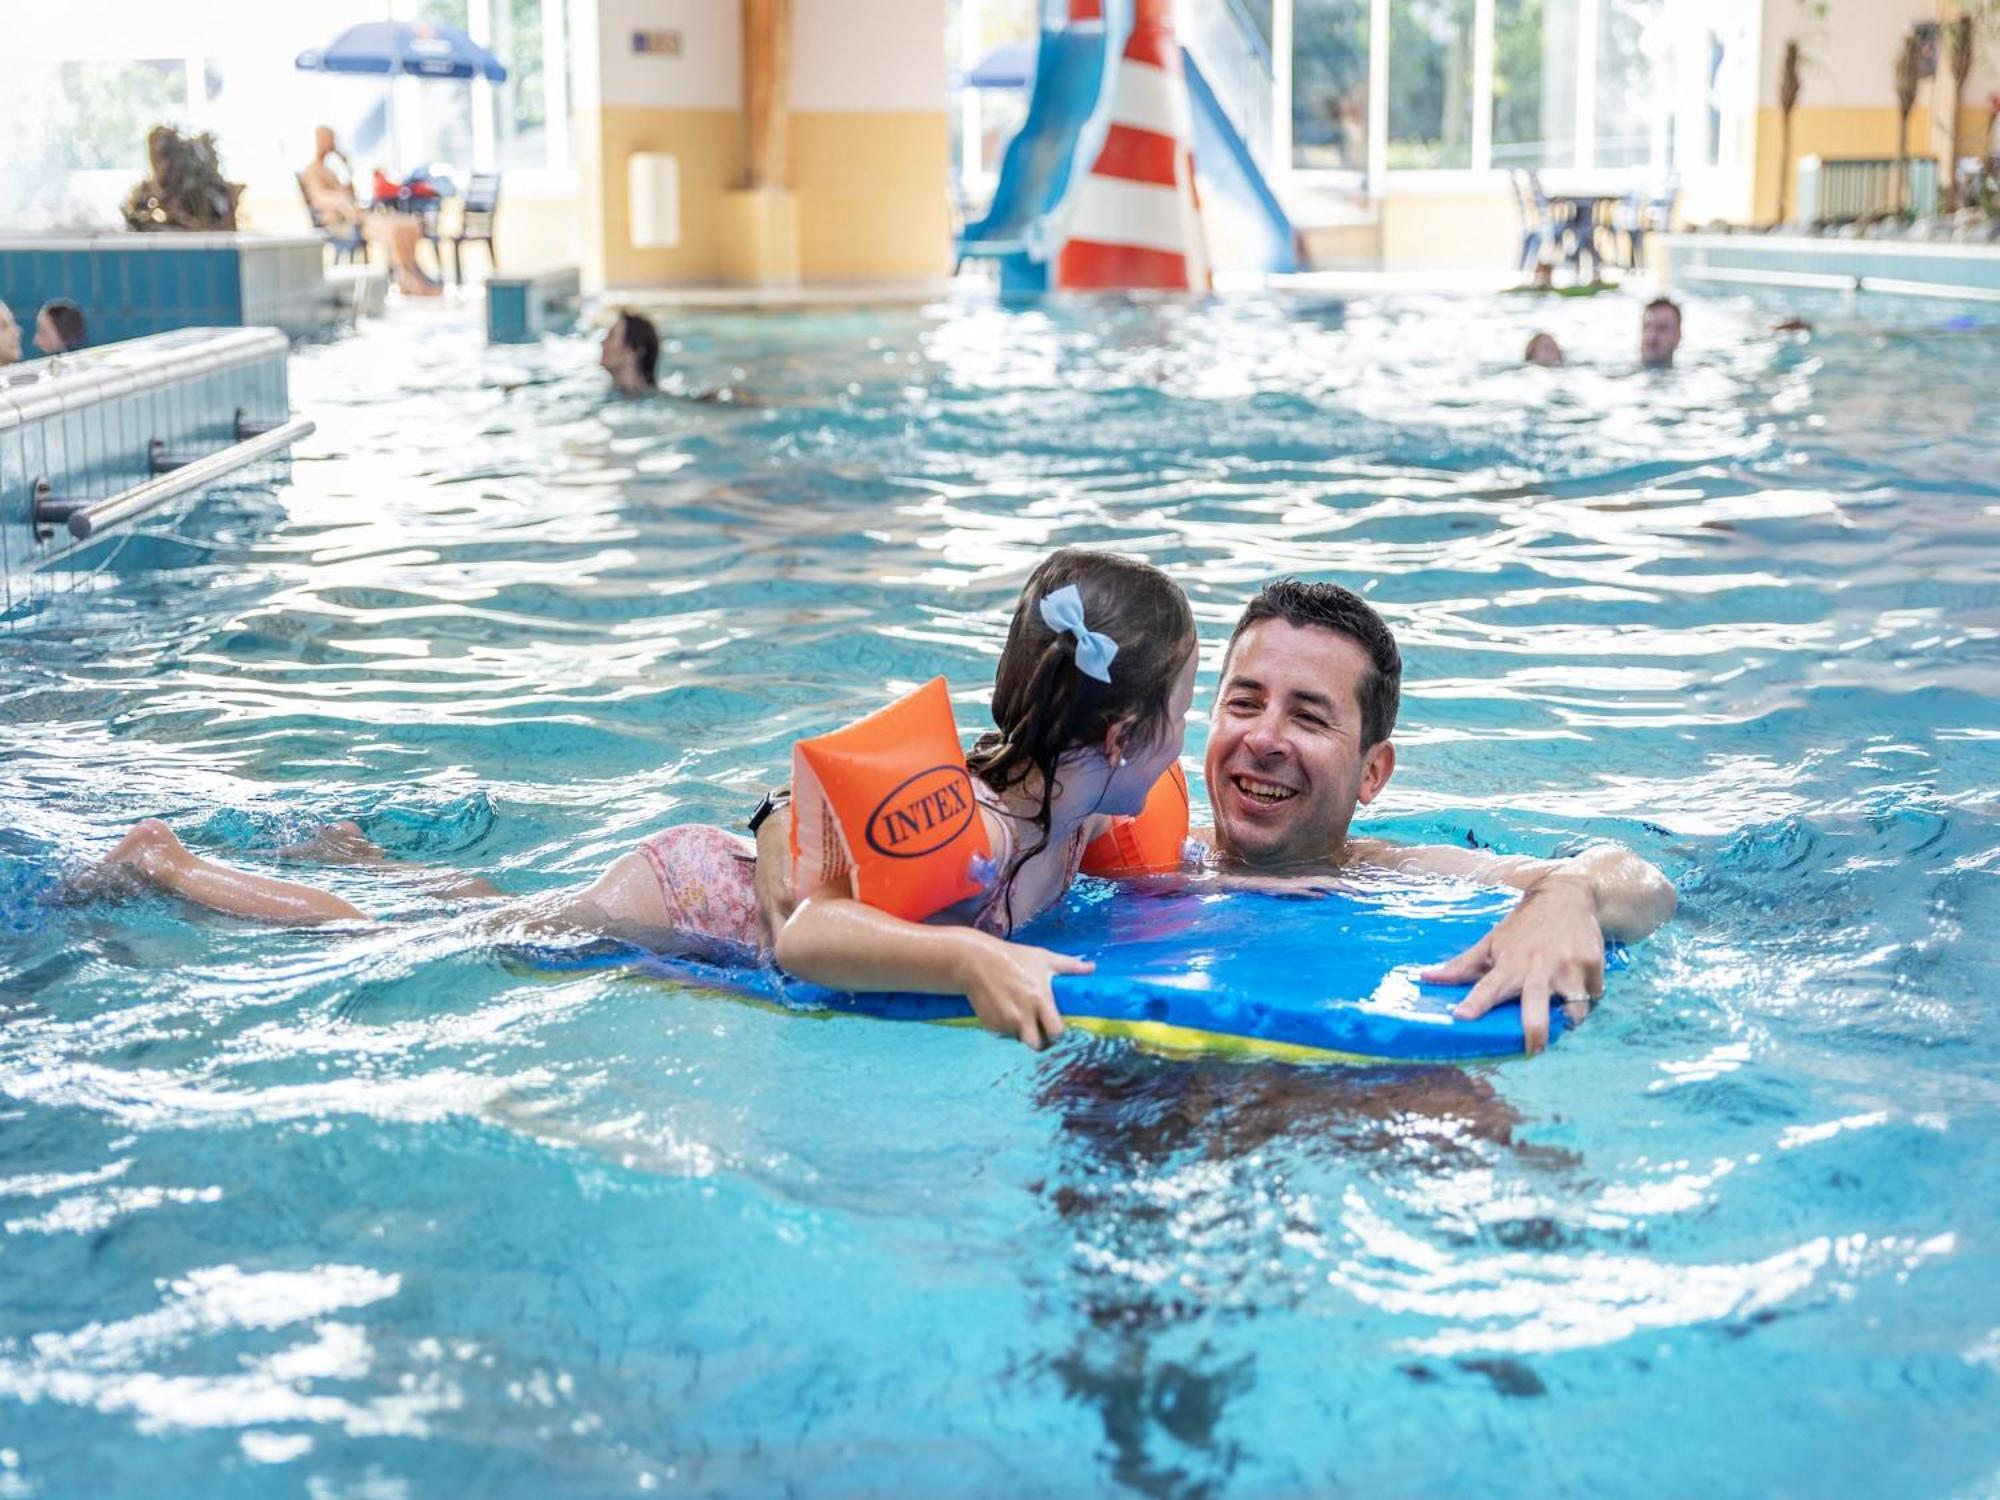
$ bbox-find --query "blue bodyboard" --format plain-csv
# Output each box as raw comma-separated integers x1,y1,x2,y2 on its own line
526,877,1587,1064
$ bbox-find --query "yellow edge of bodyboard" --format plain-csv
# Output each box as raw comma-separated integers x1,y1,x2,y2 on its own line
520,965,1487,1066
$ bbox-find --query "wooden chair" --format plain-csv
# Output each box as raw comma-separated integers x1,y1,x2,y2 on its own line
449,174,502,285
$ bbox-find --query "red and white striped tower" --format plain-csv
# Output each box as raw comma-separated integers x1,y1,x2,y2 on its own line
1053,0,1211,292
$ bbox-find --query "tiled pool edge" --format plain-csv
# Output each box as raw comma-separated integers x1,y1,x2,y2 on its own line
1664,233,2000,303
0,233,331,344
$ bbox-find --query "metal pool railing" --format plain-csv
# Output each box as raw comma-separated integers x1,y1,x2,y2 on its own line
0,326,310,610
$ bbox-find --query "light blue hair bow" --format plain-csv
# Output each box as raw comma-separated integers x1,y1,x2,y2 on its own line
1038,583,1118,683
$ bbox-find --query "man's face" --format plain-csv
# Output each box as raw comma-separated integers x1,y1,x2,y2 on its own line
0,303,18,365
1640,304,1680,368
1204,620,1395,868
315,126,336,157
33,310,61,356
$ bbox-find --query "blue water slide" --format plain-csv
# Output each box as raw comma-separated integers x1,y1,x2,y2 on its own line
957,0,1135,294
1182,50,1300,273
958,0,1297,289
1178,0,1299,273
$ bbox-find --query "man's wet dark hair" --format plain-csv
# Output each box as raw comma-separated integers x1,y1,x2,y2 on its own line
40,298,86,352
615,311,660,385
1644,295,1681,329
1225,579,1402,747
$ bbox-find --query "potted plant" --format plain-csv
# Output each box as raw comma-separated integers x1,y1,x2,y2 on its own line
1943,15,1975,211
121,125,245,232
1894,30,1924,218
1778,40,1803,224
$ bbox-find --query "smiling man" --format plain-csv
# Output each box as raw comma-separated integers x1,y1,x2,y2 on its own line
1198,579,1676,1053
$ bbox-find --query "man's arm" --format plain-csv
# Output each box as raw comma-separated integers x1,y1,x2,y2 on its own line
1344,837,1675,942
1347,837,1675,1056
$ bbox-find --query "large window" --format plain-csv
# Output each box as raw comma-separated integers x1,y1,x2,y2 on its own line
1292,0,1370,171
943,0,1700,195
1492,0,1577,169
1592,0,1663,170
1387,0,1474,170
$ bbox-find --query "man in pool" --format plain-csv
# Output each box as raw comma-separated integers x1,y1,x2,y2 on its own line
1188,579,1675,1053
1641,296,1682,369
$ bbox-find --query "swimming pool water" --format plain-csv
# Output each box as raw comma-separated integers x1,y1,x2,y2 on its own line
1,287,1997,1497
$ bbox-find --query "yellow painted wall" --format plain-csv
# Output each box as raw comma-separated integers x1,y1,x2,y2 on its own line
792,112,952,282
580,105,949,288
1753,103,1989,223
580,106,743,289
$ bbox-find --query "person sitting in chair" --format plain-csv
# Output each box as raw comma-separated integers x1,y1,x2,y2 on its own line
301,127,440,297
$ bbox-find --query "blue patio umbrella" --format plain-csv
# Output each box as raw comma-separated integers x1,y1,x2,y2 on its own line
296,21,508,82
297,21,506,176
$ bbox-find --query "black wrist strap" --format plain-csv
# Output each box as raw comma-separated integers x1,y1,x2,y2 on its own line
747,789,791,835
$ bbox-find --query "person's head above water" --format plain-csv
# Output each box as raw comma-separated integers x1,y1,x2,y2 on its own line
0,300,20,366
1205,579,1402,869
1524,332,1565,367
1641,296,1682,369
969,549,1198,915
600,311,660,394
34,298,85,356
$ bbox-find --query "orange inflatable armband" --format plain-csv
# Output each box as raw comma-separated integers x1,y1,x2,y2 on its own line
1082,762,1190,876
790,677,993,922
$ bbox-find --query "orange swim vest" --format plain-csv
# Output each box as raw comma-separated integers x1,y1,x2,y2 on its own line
1081,761,1191,877
789,677,993,922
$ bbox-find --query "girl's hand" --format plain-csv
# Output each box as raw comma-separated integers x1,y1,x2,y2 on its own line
955,933,1093,1050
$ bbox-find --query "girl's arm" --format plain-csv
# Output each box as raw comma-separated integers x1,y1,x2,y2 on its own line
774,887,1092,1050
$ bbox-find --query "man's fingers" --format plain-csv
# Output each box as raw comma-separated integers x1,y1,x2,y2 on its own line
1423,938,1492,985
1520,979,1552,1056
1050,953,1096,976
1452,965,1515,1020
1563,995,1592,1026
1038,993,1067,1046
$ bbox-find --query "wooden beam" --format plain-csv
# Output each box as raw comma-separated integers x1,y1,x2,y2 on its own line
742,0,793,190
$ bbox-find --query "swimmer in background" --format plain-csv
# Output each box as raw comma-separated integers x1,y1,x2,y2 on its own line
600,310,662,396
86,550,1201,1051
1641,295,1682,369
1524,332,1566,367
601,310,746,403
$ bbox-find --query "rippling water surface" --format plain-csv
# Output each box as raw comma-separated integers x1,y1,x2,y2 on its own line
2,287,1997,1498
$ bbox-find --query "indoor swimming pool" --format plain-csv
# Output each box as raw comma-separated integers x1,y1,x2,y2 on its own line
1,286,1995,1497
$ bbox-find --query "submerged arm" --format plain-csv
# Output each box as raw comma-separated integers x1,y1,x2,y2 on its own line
1347,837,1676,942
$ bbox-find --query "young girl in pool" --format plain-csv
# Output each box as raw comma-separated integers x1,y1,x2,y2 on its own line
89,549,1200,1050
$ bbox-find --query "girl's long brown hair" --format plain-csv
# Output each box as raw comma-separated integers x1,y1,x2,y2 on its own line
967,549,1195,931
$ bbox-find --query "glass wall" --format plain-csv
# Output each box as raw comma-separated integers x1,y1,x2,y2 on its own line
1492,0,1577,169
1592,0,1664,170
1387,0,1474,170
1292,0,1370,172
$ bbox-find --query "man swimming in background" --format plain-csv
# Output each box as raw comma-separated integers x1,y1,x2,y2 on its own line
1641,296,1682,369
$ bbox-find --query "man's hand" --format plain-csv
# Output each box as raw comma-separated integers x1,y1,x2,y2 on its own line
1421,871,1606,1055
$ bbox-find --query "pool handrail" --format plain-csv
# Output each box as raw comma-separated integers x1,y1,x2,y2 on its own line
36,415,315,540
